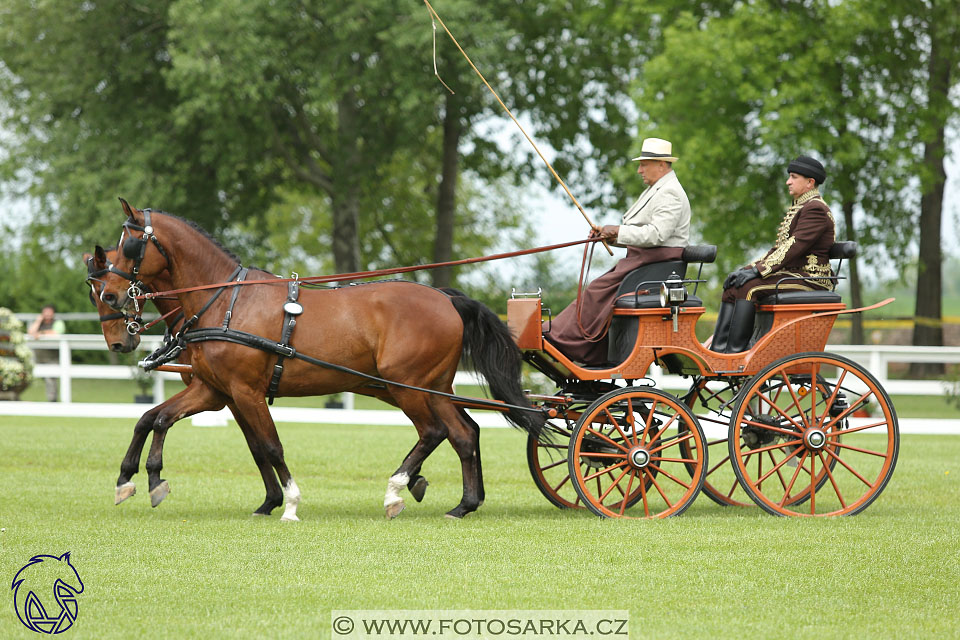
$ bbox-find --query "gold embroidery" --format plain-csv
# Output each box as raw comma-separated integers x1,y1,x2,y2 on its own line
759,189,825,276
805,255,835,289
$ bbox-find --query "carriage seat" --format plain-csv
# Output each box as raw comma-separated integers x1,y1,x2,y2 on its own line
608,244,716,364
614,293,704,309
754,242,855,306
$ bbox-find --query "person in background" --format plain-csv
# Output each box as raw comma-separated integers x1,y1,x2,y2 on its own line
28,304,66,401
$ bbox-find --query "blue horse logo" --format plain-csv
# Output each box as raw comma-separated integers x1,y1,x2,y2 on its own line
11,552,84,634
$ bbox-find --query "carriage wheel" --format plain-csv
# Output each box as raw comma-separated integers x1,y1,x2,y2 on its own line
569,387,707,519
527,421,583,509
729,352,898,517
683,376,839,508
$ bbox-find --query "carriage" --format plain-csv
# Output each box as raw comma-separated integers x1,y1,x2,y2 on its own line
91,203,898,521
512,242,899,518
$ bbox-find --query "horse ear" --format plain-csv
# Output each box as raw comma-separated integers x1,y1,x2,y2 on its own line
94,245,108,267
118,197,137,220
59,551,71,562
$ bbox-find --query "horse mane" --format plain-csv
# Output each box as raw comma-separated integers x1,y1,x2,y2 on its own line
156,210,243,265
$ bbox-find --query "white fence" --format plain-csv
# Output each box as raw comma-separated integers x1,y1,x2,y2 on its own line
21,335,960,405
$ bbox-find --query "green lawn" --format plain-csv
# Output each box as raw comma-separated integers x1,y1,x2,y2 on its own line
0,416,957,639
16,377,960,419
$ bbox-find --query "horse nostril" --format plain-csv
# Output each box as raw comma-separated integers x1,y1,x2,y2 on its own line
110,343,124,352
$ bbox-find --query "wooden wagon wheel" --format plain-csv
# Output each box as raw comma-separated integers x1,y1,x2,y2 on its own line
728,352,899,517
568,387,707,519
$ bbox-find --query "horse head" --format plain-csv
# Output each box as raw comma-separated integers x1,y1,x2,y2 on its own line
86,246,140,352
98,198,171,315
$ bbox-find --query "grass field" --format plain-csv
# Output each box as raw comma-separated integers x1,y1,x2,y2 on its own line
0,415,958,639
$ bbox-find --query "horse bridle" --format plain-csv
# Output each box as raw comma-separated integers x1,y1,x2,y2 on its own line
86,209,169,335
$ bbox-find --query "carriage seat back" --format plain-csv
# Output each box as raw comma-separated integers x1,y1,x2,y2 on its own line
608,244,716,364
748,242,856,349
754,242,856,306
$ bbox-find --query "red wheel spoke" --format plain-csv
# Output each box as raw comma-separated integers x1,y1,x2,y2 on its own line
752,446,803,486
817,451,847,509
648,427,691,454
605,406,635,448
707,452,732,475
539,457,568,472
640,400,658,444
551,473,572,494
827,388,877,425
780,372,810,429
583,426,630,453
583,460,628,484
751,387,806,431
763,449,793,493
646,470,675,509
776,451,808,508
816,368,848,429
639,473,650,517
740,437,803,458
725,477,741,499
831,441,890,458
824,447,875,488
808,363,821,426
653,455,699,464
808,449,816,514
827,419,889,436
618,471,637,516
578,451,629,460
739,417,804,439
647,463,692,490
597,466,632,503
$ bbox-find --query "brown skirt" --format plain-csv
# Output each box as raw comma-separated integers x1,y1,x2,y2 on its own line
545,246,685,365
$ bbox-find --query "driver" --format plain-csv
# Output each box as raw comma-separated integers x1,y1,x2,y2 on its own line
545,137,691,366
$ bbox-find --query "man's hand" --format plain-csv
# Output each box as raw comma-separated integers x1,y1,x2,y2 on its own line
723,266,760,290
591,225,619,240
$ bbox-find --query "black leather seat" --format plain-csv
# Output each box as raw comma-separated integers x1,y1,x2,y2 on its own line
607,245,716,364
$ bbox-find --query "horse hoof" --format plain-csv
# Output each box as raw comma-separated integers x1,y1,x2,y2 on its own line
251,512,269,517
149,480,170,508
444,512,463,519
280,514,300,523
409,477,429,503
115,482,136,505
385,501,406,519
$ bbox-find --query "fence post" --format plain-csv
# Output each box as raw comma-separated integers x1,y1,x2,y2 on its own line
58,338,72,403
153,374,164,404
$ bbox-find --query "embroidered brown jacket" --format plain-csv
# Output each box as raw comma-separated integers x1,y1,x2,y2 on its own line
750,189,836,289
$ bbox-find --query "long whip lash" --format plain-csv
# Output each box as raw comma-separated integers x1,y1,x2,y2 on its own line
423,0,612,255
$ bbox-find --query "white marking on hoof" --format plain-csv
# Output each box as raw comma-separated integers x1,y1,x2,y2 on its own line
385,500,406,519
149,480,170,507
444,513,462,520
251,512,269,517
115,482,136,505
384,472,409,507
280,479,301,522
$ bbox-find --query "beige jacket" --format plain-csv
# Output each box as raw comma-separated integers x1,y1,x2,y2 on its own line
616,170,691,248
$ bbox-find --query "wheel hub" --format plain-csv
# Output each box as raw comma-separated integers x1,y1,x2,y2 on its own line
804,428,827,450
628,446,651,469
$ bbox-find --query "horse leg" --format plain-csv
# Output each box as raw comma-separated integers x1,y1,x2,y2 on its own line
143,381,227,507
226,402,284,516
115,405,164,504
230,392,299,522
384,390,449,518
457,407,484,506
398,443,432,503
438,401,483,519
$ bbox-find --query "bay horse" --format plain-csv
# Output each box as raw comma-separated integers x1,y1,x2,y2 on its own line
95,199,544,519
87,248,453,515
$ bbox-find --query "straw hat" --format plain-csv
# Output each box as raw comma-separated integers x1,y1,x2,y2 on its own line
631,137,678,163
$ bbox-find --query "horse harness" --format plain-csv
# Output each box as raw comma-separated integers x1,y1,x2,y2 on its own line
110,220,547,417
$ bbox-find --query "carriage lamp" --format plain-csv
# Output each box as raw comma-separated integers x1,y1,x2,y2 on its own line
659,273,687,332
659,273,687,307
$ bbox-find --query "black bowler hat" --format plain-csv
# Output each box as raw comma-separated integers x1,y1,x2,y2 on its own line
787,155,826,184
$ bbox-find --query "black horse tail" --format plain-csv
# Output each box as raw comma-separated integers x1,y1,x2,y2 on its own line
441,288,546,441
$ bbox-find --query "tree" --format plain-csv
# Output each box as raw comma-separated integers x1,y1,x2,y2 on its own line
636,0,957,350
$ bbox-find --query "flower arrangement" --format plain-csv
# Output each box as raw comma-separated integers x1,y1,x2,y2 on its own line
0,308,35,396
